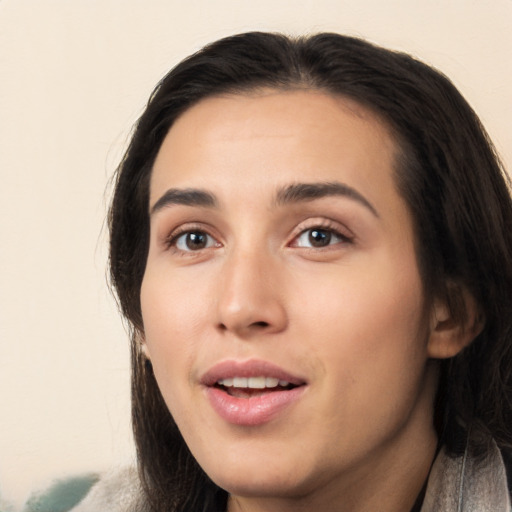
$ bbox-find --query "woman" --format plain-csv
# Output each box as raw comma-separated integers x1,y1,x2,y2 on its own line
72,32,512,512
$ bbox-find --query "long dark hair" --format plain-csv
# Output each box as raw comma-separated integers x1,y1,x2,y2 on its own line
108,32,512,511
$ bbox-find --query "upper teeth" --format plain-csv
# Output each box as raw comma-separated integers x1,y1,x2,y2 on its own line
217,377,290,389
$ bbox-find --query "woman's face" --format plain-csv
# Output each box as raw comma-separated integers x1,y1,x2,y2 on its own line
141,90,439,507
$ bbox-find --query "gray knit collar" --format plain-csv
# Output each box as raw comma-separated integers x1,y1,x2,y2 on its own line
421,434,510,512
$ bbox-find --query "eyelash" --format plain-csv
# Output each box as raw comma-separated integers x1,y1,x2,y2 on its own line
164,220,354,254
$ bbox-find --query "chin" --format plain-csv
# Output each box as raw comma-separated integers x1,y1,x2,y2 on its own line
203,457,315,499
215,475,305,500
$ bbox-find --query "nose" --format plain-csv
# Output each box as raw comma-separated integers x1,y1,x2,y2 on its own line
216,249,288,338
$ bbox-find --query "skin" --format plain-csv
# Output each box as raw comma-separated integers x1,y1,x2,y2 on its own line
140,90,467,512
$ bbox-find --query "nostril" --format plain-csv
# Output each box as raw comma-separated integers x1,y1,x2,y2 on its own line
217,320,271,334
252,321,270,328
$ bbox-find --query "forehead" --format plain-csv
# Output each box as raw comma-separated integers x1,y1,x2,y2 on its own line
159,89,395,155
150,89,402,215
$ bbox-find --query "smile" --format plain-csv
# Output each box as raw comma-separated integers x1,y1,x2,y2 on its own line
217,377,292,388
202,360,307,426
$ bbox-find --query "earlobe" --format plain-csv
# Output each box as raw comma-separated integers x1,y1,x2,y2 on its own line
138,332,151,360
427,285,485,359
141,342,151,360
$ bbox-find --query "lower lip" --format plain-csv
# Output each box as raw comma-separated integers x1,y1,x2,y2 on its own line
205,386,306,426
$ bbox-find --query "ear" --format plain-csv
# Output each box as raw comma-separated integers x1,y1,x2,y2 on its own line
427,284,485,359
137,331,151,360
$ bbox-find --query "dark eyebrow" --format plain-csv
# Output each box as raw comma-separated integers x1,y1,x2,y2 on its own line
275,181,379,217
150,188,217,215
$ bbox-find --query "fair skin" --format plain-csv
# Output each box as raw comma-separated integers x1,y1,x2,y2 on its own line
141,90,471,512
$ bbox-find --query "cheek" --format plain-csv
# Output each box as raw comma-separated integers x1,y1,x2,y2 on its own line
293,253,426,339
291,256,429,399
290,270,430,466
140,270,211,393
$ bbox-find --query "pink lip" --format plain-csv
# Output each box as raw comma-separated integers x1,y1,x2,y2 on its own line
201,359,307,426
201,359,307,386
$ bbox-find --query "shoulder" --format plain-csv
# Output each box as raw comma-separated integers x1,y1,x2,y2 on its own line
422,432,511,512
22,467,147,512
69,466,148,512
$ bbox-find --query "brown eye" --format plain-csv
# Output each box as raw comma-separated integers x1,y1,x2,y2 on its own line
308,229,332,247
295,228,350,248
174,231,216,251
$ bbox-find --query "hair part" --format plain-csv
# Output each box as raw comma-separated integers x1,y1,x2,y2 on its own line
109,32,512,511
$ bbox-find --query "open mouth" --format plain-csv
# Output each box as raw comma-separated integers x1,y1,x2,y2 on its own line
202,362,307,425
214,376,300,398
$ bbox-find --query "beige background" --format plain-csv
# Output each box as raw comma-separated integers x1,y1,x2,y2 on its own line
1,0,511,507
